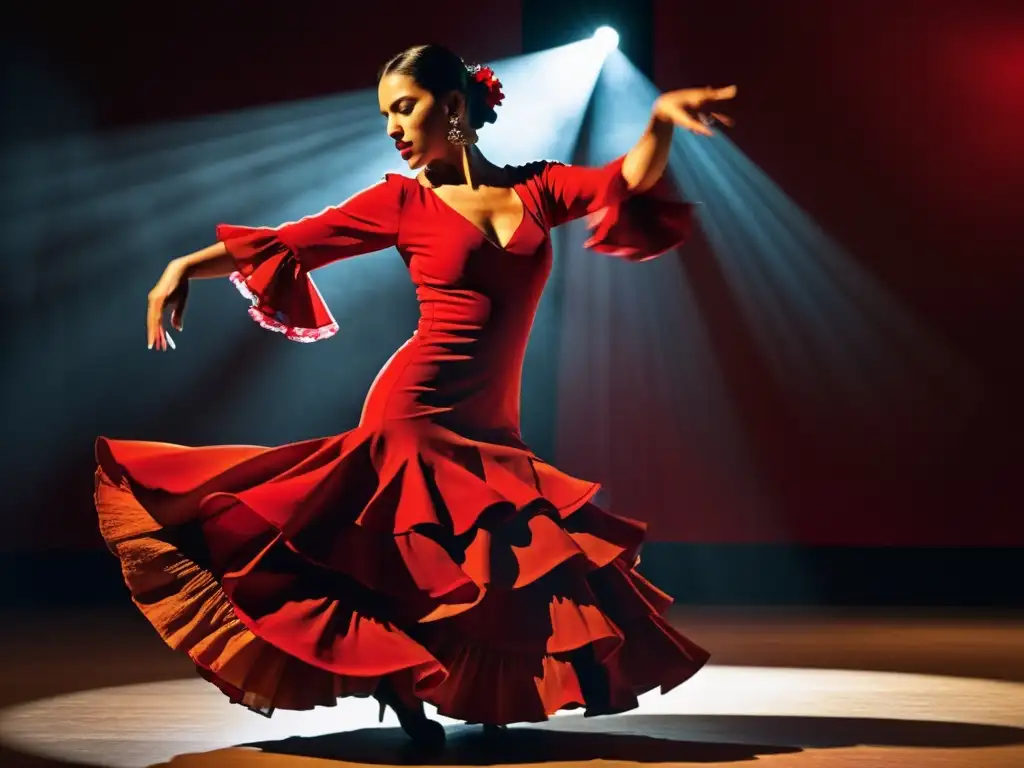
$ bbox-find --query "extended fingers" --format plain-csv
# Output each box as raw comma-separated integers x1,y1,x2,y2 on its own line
707,84,737,101
664,102,714,137
147,294,171,351
169,301,182,333
702,110,735,128
147,296,160,349
170,284,189,332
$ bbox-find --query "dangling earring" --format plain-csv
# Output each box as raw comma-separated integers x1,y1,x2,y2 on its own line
446,113,476,146
446,113,466,145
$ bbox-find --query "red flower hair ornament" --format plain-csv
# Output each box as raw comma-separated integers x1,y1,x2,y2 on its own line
467,64,505,110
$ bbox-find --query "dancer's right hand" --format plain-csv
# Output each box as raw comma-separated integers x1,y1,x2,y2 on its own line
147,259,190,351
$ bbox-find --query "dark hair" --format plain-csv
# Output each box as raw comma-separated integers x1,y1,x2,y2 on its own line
378,44,498,131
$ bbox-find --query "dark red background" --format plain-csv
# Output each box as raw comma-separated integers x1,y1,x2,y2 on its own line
3,1,1021,553
641,0,1023,544
550,0,1023,546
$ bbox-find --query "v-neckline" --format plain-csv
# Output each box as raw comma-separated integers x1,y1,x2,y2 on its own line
424,184,528,252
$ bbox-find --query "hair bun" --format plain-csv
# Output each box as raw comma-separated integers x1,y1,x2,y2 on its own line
466,65,505,109
465,63,503,128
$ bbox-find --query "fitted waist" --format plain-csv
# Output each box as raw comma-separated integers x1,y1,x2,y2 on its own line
359,329,526,437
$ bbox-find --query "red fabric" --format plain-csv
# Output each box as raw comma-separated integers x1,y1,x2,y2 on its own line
216,177,403,342
95,157,706,724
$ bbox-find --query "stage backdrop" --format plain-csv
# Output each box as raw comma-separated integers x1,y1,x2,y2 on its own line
2,1,1021,556
628,0,1020,545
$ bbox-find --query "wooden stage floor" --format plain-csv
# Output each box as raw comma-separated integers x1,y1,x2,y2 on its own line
1,605,1022,767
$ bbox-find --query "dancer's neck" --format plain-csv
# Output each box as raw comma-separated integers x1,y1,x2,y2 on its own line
425,145,499,189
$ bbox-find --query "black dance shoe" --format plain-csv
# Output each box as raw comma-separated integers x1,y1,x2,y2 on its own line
374,680,446,754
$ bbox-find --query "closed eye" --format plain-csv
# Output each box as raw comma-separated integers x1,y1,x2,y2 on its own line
381,96,416,117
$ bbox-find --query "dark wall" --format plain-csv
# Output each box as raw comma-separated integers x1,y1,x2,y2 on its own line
635,0,1024,545
2,4,522,138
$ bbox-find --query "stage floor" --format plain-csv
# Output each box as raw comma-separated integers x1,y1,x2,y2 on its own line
1,605,1022,767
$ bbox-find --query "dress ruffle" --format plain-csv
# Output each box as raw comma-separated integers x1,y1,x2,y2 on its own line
217,224,339,343
94,425,709,723
582,157,695,262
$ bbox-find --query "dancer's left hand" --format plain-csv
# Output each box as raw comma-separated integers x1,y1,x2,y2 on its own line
654,86,737,137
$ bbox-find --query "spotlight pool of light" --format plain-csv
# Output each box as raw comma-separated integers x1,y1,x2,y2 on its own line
593,26,619,52
2,667,1023,766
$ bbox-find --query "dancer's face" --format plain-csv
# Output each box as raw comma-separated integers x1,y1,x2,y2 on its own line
378,74,461,170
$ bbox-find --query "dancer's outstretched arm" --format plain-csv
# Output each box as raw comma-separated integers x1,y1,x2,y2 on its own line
146,174,406,350
621,85,737,193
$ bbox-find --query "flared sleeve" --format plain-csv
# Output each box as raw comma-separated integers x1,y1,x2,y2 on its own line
216,174,406,342
540,156,694,262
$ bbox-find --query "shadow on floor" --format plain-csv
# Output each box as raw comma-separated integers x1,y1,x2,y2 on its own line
198,713,1024,766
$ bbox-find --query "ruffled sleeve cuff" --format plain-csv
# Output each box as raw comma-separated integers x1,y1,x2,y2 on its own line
216,224,339,343
583,156,695,262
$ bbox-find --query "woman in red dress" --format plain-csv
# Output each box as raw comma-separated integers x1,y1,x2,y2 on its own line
95,44,735,752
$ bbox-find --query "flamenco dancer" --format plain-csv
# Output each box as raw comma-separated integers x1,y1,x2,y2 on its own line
95,44,736,752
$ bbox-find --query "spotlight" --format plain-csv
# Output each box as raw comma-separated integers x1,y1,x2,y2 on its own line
593,26,619,52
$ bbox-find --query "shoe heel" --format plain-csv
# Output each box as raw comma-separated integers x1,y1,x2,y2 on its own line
374,680,445,753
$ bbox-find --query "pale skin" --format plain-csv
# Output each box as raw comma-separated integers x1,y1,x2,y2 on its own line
146,76,736,351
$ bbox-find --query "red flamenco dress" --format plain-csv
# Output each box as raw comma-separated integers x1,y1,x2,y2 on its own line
94,156,711,724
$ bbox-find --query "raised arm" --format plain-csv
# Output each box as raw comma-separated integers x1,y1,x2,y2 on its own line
527,85,736,265
147,174,407,349
622,85,737,193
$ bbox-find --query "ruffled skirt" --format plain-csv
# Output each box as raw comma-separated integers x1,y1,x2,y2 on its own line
94,422,709,724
